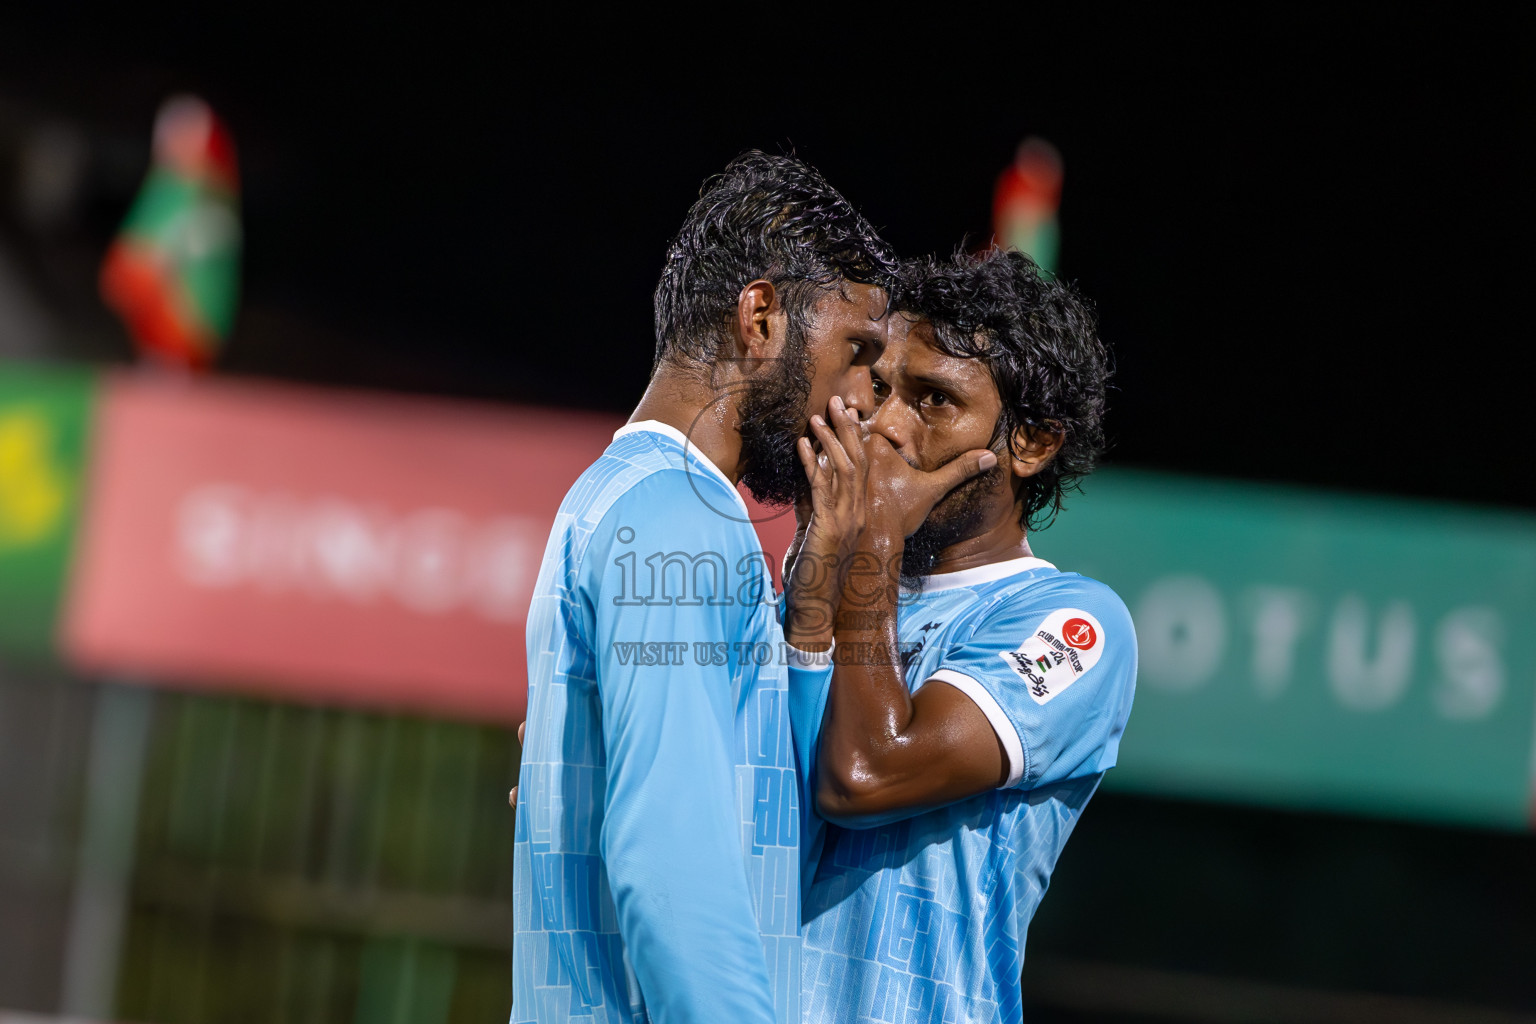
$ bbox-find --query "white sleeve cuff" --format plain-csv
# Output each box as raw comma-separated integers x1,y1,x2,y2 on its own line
928,669,1025,788
785,640,835,669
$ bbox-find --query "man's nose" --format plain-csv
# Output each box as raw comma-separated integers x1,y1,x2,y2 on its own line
841,367,877,423
867,397,911,450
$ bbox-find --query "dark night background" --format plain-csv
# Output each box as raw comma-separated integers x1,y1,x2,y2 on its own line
1,10,1531,508
2,8,1534,1020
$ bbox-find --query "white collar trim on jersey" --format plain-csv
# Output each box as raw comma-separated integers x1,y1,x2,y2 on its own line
614,420,748,517
911,555,1057,593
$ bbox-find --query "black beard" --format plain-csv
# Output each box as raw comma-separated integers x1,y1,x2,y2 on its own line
899,465,1000,590
736,345,813,508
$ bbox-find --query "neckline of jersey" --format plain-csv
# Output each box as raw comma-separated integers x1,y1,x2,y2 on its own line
613,420,750,518
909,555,1058,593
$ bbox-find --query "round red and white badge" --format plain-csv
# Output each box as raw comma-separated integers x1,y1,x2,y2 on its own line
1061,617,1097,649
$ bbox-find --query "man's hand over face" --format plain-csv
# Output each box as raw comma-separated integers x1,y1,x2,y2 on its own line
785,396,866,651
862,435,997,541
796,396,868,560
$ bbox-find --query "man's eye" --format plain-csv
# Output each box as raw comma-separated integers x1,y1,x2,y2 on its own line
872,378,890,399
925,391,950,407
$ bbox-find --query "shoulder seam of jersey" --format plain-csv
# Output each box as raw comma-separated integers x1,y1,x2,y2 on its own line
955,574,1123,647
612,420,748,518
928,668,1027,788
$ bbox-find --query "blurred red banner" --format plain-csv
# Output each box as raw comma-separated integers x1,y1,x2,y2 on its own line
62,374,616,722
60,373,797,723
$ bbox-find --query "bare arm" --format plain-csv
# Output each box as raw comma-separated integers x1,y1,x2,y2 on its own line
782,412,1010,824
816,490,1008,824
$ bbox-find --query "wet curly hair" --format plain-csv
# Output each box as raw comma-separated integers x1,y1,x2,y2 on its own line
896,248,1110,531
653,150,899,366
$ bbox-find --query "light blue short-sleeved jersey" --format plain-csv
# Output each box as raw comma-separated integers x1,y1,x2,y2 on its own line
513,422,808,1024
797,557,1136,1024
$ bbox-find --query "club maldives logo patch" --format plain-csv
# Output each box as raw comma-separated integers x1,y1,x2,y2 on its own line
999,607,1106,705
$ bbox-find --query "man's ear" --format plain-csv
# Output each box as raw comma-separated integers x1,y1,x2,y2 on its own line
733,279,780,364
1009,421,1065,478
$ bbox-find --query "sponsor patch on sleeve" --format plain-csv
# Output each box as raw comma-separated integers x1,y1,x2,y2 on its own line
997,607,1106,705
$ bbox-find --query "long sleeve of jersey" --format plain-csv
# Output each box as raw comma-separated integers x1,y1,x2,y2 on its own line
583,471,777,1024
780,595,835,905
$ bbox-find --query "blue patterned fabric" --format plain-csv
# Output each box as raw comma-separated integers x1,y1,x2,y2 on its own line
512,423,805,1024
798,559,1136,1024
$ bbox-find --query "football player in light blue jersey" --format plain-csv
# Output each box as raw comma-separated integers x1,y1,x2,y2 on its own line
511,152,915,1024
787,249,1132,1024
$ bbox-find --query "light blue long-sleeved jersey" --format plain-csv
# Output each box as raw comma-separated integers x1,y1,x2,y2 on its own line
794,557,1137,1024
513,422,814,1024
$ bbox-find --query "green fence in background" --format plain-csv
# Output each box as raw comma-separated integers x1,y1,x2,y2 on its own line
1039,469,1536,830
115,693,519,1024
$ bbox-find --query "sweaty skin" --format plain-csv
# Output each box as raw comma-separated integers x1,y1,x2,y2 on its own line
786,314,1064,820
510,282,890,811
629,279,888,490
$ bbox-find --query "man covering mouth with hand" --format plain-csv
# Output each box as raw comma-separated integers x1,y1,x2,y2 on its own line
784,249,1137,1024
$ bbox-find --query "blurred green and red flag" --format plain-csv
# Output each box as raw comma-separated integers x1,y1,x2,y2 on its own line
993,137,1063,275
100,96,241,370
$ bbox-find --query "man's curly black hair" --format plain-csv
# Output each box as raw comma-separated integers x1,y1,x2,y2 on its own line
653,150,899,365
897,248,1110,531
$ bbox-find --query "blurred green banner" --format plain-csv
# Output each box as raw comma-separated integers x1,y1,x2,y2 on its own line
1041,470,1536,830
0,363,97,660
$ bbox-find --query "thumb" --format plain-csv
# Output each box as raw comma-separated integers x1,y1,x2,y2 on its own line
927,448,999,497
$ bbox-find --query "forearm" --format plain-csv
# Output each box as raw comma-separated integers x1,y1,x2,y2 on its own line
808,437,1005,822
785,518,861,654
601,668,777,1024
784,548,840,653
603,810,777,1023
817,521,923,814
